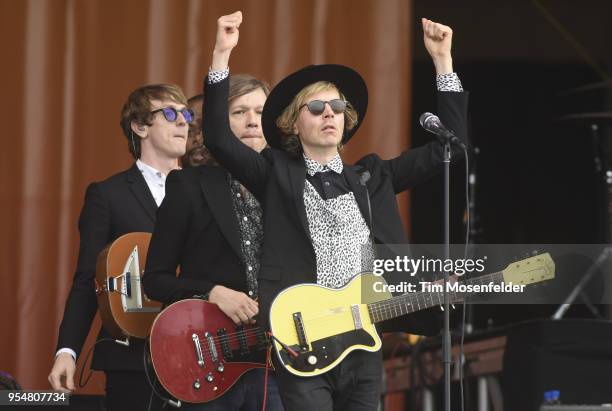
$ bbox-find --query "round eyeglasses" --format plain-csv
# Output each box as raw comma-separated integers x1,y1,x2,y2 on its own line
150,107,195,124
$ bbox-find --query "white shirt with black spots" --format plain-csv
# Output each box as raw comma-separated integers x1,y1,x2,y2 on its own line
303,159,375,289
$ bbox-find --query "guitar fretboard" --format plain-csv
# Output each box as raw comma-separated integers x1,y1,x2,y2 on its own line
366,270,504,323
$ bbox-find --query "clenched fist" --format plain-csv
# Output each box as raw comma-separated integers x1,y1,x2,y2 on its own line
422,18,454,74
211,11,242,71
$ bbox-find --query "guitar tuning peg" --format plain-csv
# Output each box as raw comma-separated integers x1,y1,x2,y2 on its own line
439,305,444,311
451,304,456,310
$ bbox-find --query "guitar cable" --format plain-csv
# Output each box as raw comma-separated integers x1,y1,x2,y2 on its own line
261,345,273,411
73,333,181,408
143,338,181,409
77,338,116,388
267,332,298,358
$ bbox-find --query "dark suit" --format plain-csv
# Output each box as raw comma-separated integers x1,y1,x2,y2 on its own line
143,165,249,303
56,163,160,410
203,76,469,336
143,165,284,411
203,76,470,411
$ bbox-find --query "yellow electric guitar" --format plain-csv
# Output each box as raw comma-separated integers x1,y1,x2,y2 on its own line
269,253,555,377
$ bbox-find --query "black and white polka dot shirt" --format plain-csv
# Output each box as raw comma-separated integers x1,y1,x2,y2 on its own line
303,154,375,288
208,68,463,289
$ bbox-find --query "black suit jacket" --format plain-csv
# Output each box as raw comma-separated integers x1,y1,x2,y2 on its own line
56,164,157,371
204,76,469,336
143,166,248,305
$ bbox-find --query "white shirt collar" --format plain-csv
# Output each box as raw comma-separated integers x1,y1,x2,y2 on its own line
136,159,166,179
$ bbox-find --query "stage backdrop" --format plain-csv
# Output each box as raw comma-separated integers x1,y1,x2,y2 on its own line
0,0,416,392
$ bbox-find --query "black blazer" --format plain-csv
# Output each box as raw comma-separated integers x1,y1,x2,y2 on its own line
143,166,248,304
203,76,469,335
56,164,157,371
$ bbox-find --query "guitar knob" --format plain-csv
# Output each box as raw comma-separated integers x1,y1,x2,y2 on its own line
206,373,214,382
307,355,317,365
193,380,201,390
217,364,224,372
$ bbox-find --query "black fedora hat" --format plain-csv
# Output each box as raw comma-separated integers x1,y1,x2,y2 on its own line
262,64,368,150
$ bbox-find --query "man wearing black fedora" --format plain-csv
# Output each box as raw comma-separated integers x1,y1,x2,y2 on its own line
203,11,468,410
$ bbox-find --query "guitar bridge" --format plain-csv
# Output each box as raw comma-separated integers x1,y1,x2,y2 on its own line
292,312,309,351
106,277,116,292
192,333,205,367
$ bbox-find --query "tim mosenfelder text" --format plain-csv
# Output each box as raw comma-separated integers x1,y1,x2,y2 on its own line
372,281,526,294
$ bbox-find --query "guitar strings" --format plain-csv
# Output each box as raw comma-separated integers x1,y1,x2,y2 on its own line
194,328,268,356
368,270,505,321
194,329,269,358
191,270,511,358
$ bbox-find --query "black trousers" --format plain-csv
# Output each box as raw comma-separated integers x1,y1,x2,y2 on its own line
104,370,165,411
181,369,283,411
274,350,383,411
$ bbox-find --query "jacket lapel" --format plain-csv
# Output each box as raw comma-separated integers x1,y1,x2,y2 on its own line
198,167,243,259
344,165,373,229
126,164,157,223
287,158,312,243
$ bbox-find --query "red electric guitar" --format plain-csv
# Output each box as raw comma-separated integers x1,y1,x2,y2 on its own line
149,299,270,403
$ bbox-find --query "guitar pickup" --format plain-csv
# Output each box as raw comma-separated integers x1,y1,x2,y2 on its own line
351,305,363,330
217,328,233,360
205,332,218,363
292,312,309,351
236,325,250,356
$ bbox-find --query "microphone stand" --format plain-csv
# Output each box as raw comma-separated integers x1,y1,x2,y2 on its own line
421,113,464,411
442,139,452,411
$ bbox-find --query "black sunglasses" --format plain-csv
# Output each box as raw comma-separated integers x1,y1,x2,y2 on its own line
151,107,195,124
299,99,347,116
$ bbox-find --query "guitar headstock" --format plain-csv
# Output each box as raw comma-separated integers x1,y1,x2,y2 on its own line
502,252,555,285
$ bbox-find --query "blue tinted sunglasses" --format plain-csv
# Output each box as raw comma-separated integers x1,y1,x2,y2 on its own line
151,107,195,124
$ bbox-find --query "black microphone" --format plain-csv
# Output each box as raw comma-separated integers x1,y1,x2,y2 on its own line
419,112,465,148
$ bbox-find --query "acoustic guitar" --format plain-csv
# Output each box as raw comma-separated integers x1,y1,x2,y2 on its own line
95,232,161,339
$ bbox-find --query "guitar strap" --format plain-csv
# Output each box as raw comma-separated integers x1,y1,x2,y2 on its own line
354,166,373,239
354,166,378,268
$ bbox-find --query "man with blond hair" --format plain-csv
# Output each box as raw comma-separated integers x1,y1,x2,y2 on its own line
203,11,468,410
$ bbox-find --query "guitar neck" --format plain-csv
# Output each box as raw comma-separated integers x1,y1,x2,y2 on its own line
367,270,504,323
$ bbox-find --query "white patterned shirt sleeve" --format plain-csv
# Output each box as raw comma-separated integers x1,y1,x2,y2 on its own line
436,73,463,92
208,67,230,84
